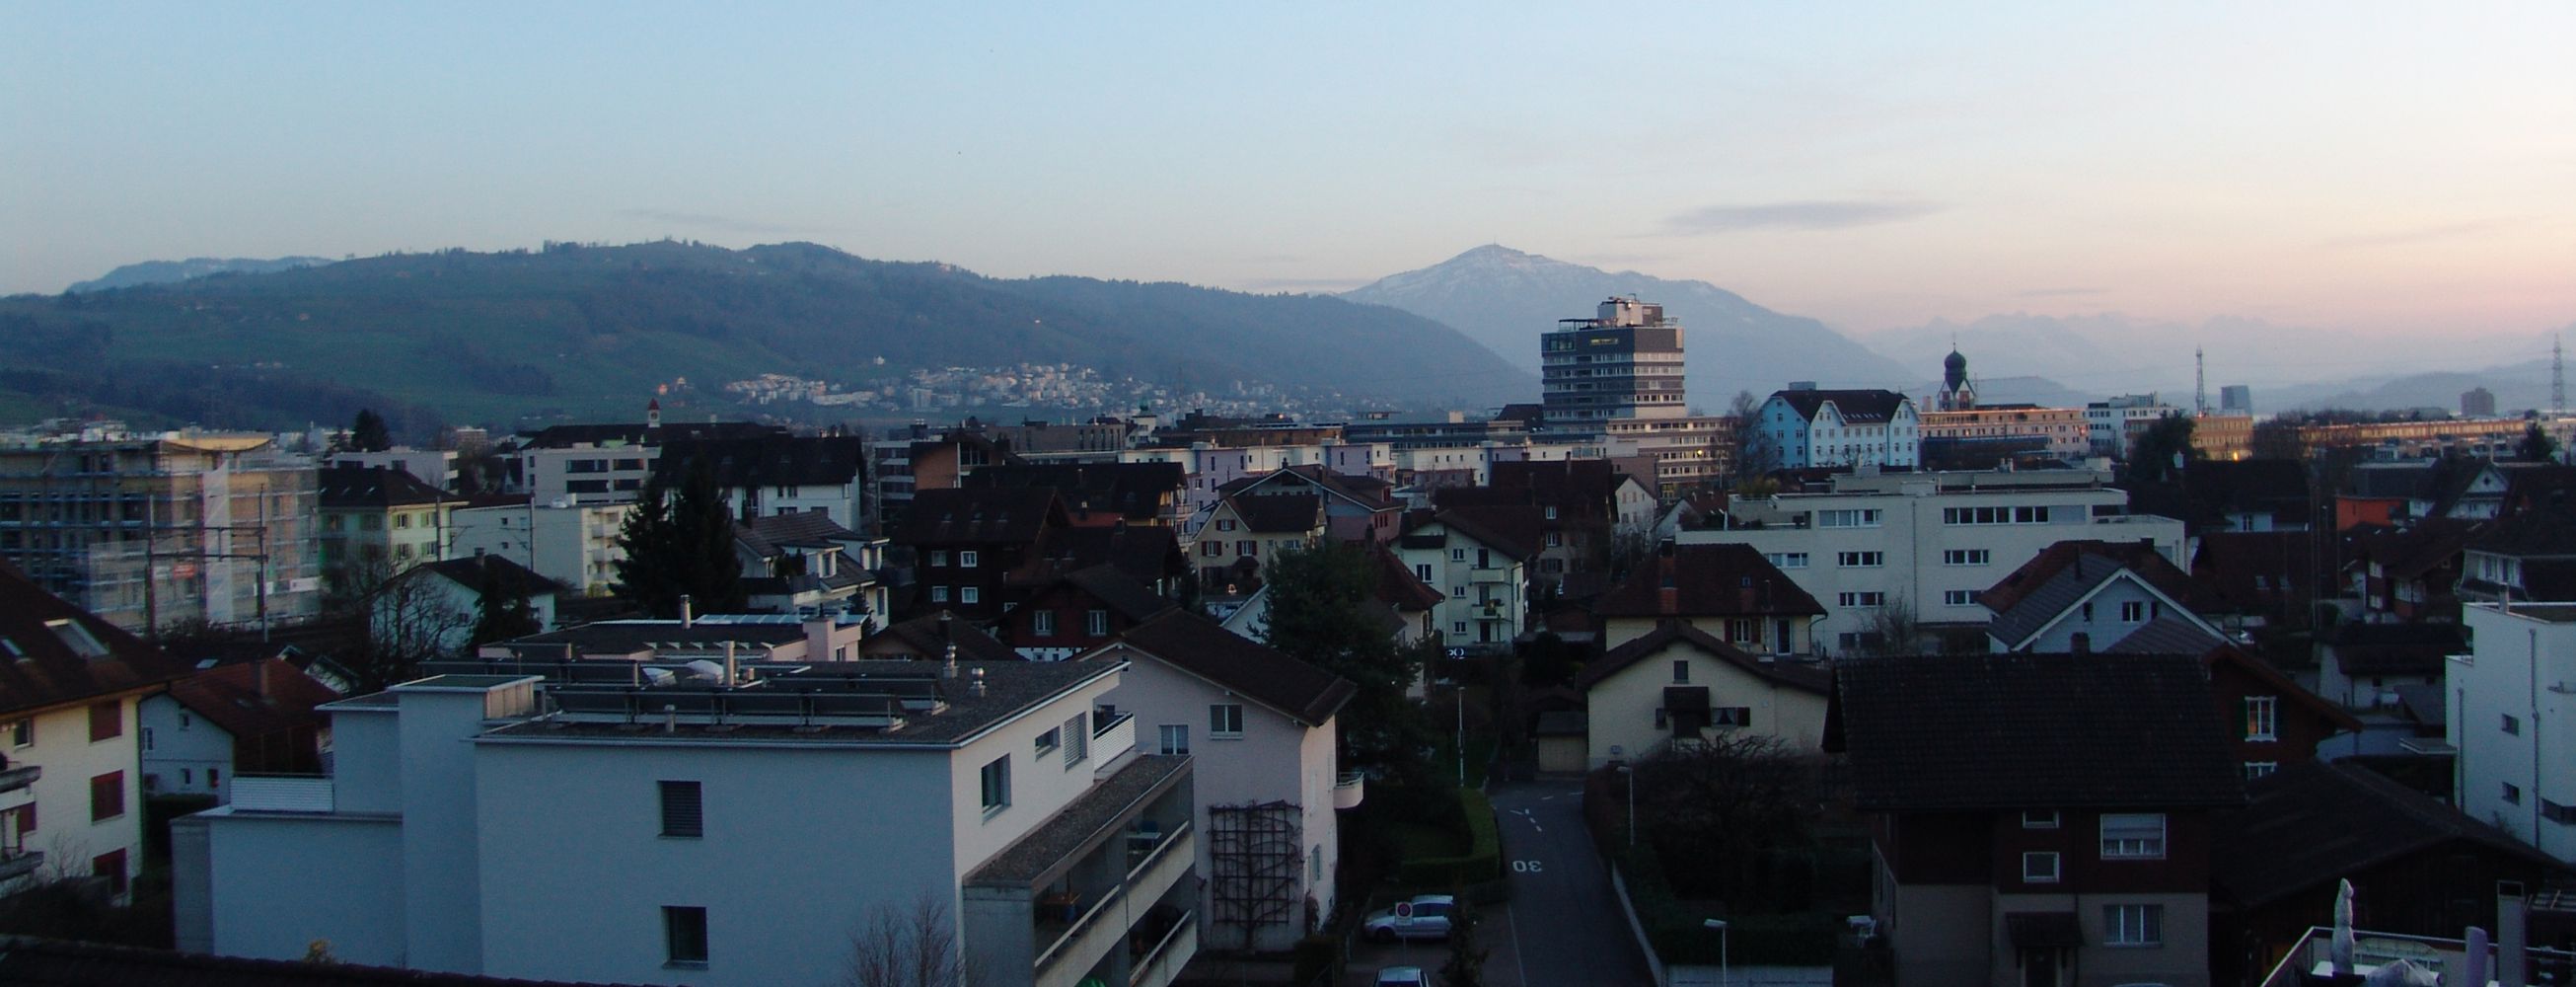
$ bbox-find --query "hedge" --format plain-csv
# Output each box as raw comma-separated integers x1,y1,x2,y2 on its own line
1618,845,1837,966
1394,789,1503,889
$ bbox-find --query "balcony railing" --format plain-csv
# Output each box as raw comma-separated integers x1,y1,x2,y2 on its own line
1334,771,1365,810
1034,821,1194,987
0,850,41,884
1092,713,1137,769
1129,909,1196,987
0,760,38,795
2256,924,2576,987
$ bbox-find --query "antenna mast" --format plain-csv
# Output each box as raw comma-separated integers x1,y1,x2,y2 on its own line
2194,347,2207,416
2555,336,2566,415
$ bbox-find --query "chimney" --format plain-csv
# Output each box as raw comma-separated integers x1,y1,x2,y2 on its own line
723,642,737,688
256,659,273,700
971,666,988,698
940,613,959,679
662,703,677,733
2498,881,2529,987
681,595,695,628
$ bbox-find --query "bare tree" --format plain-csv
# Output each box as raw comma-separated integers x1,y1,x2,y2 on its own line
844,893,979,987
340,560,471,690
1857,599,1921,657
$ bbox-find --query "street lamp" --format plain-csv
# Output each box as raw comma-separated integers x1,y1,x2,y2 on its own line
1704,919,1730,987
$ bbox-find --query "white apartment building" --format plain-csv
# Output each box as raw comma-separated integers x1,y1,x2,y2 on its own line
1394,512,1530,652
1087,611,1358,952
1675,470,2184,655
327,447,461,492
1124,442,1393,518
175,661,1200,987
2451,602,2576,864
2087,394,2184,457
1748,388,1921,472
451,498,630,596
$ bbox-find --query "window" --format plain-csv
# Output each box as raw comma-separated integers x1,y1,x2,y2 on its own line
2504,714,2522,735
2245,697,2278,740
1672,660,1690,684
1449,584,1466,599
929,585,949,603
1837,551,1884,568
89,701,120,741
1943,590,1982,606
2023,852,2061,883
1452,621,1468,634
959,550,979,569
928,550,949,567
1415,563,1434,582
207,768,219,789
659,781,702,837
1943,505,2056,525
1158,724,1190,756
1942,549,1991,566
93,849,128,897
1062,714,1089,765
1237,540,1257,557
1032,610,1057,636
2103,904,2164,947
980,756,1010,813
959,586,981,604
2100,813,2166,859
1765,552,1807,569
1211,704,1244,738
2023,809,2060,829
1035,727,1062,758
1837,591,1886,607
1201,541,1221,558
663,906,708,967
1815,508,1881,528
1217,518,1237,531
91,771,124,821
1086,609,1109,636
141,726,154,752
2118,600,2147,622
1450,548,1466,562
2245,761,2277,779
2542,799,2576,825
2503,783,2523,804
7,721,27,748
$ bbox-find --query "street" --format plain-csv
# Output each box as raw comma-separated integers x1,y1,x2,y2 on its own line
1488,780,1656,987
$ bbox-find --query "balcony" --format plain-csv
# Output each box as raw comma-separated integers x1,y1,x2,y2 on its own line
0,758,37,795
1334,771,1365,810
2257,923,2576,987
0,850,40,884
964,755,1197,987
1091,712,1137,773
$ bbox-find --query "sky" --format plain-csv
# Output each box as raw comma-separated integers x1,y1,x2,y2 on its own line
5,2,2572,339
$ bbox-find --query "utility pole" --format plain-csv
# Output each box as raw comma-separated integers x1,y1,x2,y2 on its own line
2555,336,2566,416
2195,347,2208,416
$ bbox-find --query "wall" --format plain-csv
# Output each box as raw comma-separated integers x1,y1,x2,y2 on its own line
199,813,407,965
2014,577,2179,653
1583,641,1828,769
5,697,147,899
2455,605,2576,864
140,694,238,801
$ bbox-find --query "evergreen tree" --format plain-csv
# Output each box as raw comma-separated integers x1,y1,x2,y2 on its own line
349,408,392,452
2520,421,2559,463
2123,414,2198,487
1261,542,1432,770
469,560,543,646
613,457,746,617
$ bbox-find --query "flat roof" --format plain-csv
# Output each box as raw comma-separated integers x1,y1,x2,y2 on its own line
2484,602,2576,624
477,660,1117,747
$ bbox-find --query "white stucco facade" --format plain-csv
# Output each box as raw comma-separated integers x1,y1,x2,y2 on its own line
2,694,149,900
1582,635,1830,770
452,500,631,596
139,694,239,801
1394,519,1527,652
2453,603,2576,864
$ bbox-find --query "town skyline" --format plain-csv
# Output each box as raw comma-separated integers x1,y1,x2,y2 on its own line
8,3,2572,340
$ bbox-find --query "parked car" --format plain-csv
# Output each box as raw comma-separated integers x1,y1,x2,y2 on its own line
1362,894,1456,943
1374,966,1432,987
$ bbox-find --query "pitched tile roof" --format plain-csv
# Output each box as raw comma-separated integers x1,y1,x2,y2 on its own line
317,464,450,509
1827,652,2245,811
743,509,859,547
1025,523,1185,586
1983,540,2212,648
1413,506,1541,561
865,611,1022,663
414,555,563,601
654,434,866,489
1057,565,1180,624
0,564,189,719
1110,609,1357,726
965,462,1184,523
2104,614,2226,654
1772,389,1911,423
2347,519,2480,581
893,488,1065,546
1592,544,1823,619
164,657,343,743
1366,544,1445,611
2467,505,2576,558
2320,622,2467,677
2212,761,2569,908
2180,460,2312,526
1573,621,1830,695
1225,493,1323,534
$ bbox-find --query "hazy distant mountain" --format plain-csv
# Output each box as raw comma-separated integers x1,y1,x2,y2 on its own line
0,241,1529,430
2268,356,2560,416
1864,313,2553,406
66,256,333,293
1343,245,1918,410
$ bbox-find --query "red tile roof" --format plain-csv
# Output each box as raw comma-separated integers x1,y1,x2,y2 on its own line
0,563,189,719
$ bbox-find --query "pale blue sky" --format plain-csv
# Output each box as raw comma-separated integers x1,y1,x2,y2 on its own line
5,2,2570,337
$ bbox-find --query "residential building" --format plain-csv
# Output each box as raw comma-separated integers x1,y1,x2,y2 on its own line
0,433,323,634
2087,394,2183,457
1435,460,1642,584
1590,543,1824,653
1003,566,1178,661
1207,466,1402,546
1575,622,1831,769
327,447,462,493
140,657,342,802
2451,601,2576,863
501,403,783,506
373,555,564,659
1982,540,2225,654
449,496,630,597
2344,519,2478,622
1746,387,1921,472
1598,415,1736,497
1919,405,2092,462
732,511,873,622
1086,610,1357,951
896,488,1070,622
2190,531,2318,630
317,464,454,587
1829,653,2245,987
1191,492,1323,591
1124,440,1392,520
2317,623,2466,714
174,662,1201,987
476,614,869,664
654,433,869,530
0,564,187,899
967,462,1188,527
1677,470,2181,655
1538,296,1688,437
2463,387,2498,418
1393,510,1533,652
2190,644,2359,779
2458,506,2576,606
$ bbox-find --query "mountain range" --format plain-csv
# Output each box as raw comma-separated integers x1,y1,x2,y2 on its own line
1344,246,1919,412
65,256,333,293
0,241,1528,434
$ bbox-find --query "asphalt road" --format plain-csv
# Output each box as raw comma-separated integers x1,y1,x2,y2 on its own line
1489,780,1656,987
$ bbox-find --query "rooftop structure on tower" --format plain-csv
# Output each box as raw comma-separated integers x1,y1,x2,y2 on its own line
1538,296,1686,437
1937,347,1977,412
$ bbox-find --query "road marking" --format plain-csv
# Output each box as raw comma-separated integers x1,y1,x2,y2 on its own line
1505,900,1530,987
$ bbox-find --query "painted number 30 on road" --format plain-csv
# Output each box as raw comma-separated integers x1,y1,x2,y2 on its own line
1510,860,1542,873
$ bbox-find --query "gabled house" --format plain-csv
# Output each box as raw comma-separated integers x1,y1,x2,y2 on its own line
2211,761,2573,983
140,657,342,801
2191,644,2359,779
317,464,454,587
375,555,564,659
2179,460,2313,533
2344,519,2479,621
2457,505,2576,605
1001,565,1178,660
1217,543,1443,649
733,511,871,620
1984,540,2223,653
858,611,1021,663
1591,543,1824,653
966,462,1187,527
1574,621,1831,769
1828,653,2245,987
1192,492,1324,592
0,563,188,899
2189,531,2318,630
1214,466,1402,546
2316,622,2466,713
893,487,1069,621
1085,610,1358,952
655,433,869,530
1393,509,1534,652
1747,387,1921,472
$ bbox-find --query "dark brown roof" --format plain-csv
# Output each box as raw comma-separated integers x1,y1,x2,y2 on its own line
1056,565,1180,623
317,465,449,509
2213,761,2570,908
1226,493,1323,534
0,936,650,986
1981,539,2202,616
894,488,1066,546
0,564,189,718
413,555,563,601
1593,544,1823,619
2348,519,2479,581
1110,610,1357,726
1218,466,1396,510
1024,524,1186,586
1420,506,1542,561
655,434,865,489
2321,622,2467,677
1827,652,2245,811
863,612,1022,663
1772,389,1911,423
1367,544,1445,611
1573,621,1830,694
164,657,342,742
2180,459,2312,527
2468,505,2576,558
965,462,1183,523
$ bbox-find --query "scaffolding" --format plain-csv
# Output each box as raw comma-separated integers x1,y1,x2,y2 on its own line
1207,800,1303,949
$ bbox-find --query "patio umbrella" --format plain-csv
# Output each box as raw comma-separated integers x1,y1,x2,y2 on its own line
2331,878,2357,975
